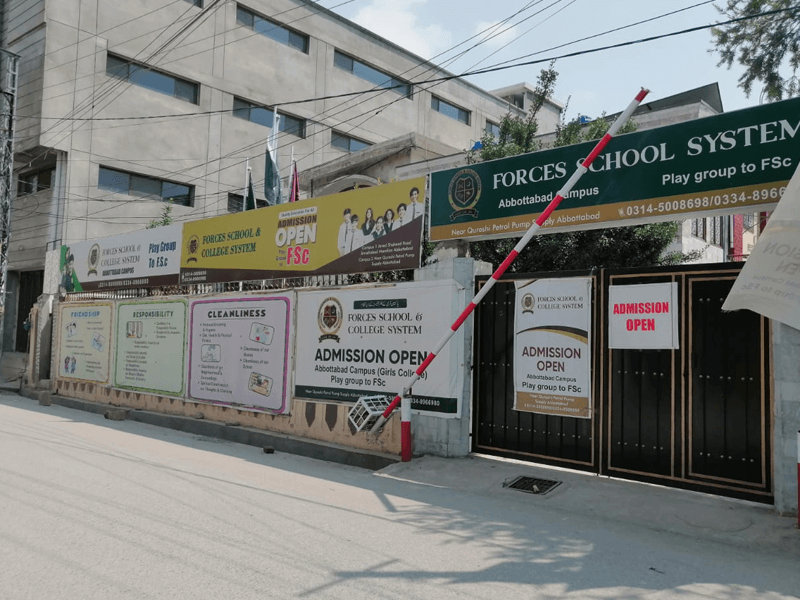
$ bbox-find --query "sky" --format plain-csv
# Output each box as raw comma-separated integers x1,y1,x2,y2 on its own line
328,0,761,121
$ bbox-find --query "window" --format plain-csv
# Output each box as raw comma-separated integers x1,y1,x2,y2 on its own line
486,120,500,139
98,166,193,206
17,167,55,196
331,131,371,153
431,95,470,125
691,218,706,240
106,54,198,104
709,216,722,246
182,0,202,6
333,50,411,97
743,212,756,230
232,98,306,137
236,5,308,53
228,193,267,212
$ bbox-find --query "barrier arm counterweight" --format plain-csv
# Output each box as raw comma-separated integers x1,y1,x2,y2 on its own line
371,88,650,455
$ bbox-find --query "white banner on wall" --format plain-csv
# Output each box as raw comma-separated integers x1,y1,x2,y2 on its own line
608,282,679,349
114,300,187,395
61,224,182,291
294,280,465,417
513,278,592,419
188,294,294,414
57,302,113,383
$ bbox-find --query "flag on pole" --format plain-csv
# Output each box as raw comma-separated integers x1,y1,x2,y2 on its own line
264,137,281,206
289,147,299,203
242,167,256,210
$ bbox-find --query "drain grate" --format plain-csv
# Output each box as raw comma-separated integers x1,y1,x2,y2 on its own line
503,476,561,495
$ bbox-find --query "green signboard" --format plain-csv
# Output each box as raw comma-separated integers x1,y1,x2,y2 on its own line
430,97,800,241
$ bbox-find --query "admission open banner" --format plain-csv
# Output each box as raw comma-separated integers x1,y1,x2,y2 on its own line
188,294,294,414
513,278,592,419
608,283,679,349
430,97,800,241
57,302,113,383
294,281,465,417
180,178,425,284
114,300,187,395
59,224,181,291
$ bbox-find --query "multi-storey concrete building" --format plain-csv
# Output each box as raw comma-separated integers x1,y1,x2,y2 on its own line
1,0,563,353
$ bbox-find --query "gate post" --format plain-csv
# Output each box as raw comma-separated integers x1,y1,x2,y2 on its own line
797,430,799,528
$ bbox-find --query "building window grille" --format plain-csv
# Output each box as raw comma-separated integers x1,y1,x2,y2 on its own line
333,50,411,97
228,193,267,212
17,168,55,196
331,131,371,153
742,212,755,230
98,166,193,206
236,5,309,53
232,98,306,138
710,216,722,246
431,95,470,125
691,218,706,240
106,54,198,104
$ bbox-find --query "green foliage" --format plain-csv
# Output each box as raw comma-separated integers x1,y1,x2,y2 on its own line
712,0,800,100
147,201,174,229
468,66,689,272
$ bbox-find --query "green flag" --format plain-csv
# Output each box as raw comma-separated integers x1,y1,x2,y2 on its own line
244,169,256,211
264,138,281,205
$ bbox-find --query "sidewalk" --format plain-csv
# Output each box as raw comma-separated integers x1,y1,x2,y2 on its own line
378,455,800,558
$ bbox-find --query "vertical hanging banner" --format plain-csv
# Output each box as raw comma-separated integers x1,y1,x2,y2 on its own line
513,278,592,419
188,294,294,414
114,300,187,395
608,282,679,349
57,302,113,383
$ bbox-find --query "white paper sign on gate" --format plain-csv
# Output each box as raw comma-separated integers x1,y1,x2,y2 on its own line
57,302,113,383
608,282,679,349
513,278,592,419
188,294,294,414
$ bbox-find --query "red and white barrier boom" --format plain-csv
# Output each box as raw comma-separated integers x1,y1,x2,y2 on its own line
371,88,650,460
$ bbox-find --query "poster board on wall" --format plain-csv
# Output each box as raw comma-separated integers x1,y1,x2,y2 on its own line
608,282,679,349
180,178,426,284
56,302,113,383
114,300,187,396
294,280,465,417
188,293,294,414
513,278,593,419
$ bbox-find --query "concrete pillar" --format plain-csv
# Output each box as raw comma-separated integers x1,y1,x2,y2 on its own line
412,257,491,457
772,321,800,516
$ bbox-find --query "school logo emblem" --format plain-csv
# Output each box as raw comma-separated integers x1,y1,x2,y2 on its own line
186,235,199,263
521,293,535,314
317,297,343,342
87,244,101,276
447,168,481,221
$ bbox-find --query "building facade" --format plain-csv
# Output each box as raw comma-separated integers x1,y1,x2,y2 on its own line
1,0,562,352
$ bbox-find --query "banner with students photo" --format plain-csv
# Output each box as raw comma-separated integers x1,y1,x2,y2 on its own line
513,278,592,419
59,224,181,292
180,178,425,284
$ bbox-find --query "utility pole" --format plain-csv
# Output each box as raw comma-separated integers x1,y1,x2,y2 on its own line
0,49,20,367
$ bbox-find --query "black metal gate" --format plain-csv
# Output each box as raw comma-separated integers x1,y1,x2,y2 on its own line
473,263,772,503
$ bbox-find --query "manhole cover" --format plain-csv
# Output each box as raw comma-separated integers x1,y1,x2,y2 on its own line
503,476,561,495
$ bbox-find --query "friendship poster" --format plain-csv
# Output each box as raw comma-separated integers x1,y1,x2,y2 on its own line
114,300,187,395
180,178,425,284
294,281,464,416
188,294,294,414
57,302,113,383
513,278,592,419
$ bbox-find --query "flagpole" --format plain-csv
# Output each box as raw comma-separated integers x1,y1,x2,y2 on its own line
272,107,281,203
242,158,250,212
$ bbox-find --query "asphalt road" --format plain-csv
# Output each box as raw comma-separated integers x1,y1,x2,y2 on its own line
1,393,798,600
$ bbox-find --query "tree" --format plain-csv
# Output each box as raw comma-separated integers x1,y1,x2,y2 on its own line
712,0,800,100
147,201,174,229
467,64,691,273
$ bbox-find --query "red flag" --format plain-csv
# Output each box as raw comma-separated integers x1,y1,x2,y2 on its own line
289,161,300,203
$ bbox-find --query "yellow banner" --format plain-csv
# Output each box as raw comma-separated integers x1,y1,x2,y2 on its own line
180,178,425,283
